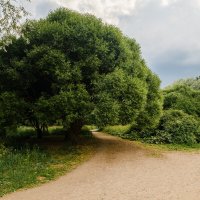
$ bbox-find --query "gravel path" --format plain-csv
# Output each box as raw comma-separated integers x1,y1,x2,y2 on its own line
2,132,200,200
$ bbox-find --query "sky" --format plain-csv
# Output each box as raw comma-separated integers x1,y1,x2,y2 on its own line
23,0,200,87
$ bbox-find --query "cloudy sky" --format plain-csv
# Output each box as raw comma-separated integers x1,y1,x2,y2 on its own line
24,0,200,87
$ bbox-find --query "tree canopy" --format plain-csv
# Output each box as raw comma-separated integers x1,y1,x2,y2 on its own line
163,84,200,118
0,8,162,139
169,76,200,91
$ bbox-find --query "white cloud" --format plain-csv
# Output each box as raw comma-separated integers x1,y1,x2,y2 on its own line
57,0,139,24
161,0,178,6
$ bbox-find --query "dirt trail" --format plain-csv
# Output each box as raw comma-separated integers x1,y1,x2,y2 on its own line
2,132,200,200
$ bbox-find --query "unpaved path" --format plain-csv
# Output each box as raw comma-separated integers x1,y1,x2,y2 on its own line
2,132,200,200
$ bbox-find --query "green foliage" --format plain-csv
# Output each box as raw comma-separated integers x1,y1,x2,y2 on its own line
170,76,200,91
163,85,200,118
93,69,148,127
0,127,94,197
104,110,200,145
0,92,27,137
103,125,131,137
0,0,30,48
103,124,200,150
7,126,35,138
134,71,163,131
83,125,98,131
138,77,200,145
0,8,162,139
144,110,200,145
0,145,52,196
80,125,94,138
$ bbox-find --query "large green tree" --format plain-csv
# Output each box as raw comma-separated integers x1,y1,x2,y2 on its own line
0,8,162,139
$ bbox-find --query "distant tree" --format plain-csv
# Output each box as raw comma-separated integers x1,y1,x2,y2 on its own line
0,8,162,140
170,76,200,91
163,85,200,118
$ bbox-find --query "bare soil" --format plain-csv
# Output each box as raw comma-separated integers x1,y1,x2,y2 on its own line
2,132,200,200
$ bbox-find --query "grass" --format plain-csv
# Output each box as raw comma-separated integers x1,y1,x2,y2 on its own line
103,125,131,137
83,125,98,131
141,142,200,152
103,125,200,152
6,126,35,138
0,126,94,197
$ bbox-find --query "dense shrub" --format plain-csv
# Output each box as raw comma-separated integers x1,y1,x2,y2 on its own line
171,76,200,91
145,110,200,145
163,85,200,118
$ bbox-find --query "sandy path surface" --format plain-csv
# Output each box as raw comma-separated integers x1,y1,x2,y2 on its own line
2,132,200,200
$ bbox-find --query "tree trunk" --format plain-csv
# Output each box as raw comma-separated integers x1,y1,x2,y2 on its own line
65,120,84,143
35,120,43,139
30,119,45,139
36,128,43,139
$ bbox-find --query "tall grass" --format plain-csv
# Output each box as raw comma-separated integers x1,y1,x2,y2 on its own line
103,125,130,137
0,145,53,196
6,126,35,138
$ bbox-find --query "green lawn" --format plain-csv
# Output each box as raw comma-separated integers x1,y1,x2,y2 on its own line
0,126,94,197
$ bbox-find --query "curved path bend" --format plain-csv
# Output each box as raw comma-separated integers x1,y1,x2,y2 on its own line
2,132,200,200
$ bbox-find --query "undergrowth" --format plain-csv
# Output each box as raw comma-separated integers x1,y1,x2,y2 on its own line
103,125,200,152
0,126,94,197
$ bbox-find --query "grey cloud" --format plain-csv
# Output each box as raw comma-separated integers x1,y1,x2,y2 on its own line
35,1,60,18
25,0,60,19
152,50,200,87
118,0,200,86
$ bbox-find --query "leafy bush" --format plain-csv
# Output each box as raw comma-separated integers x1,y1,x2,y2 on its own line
163,85,200,118
145,110,200,145
171,76,200,91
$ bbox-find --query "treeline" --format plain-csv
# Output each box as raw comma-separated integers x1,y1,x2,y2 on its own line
0,8,162,140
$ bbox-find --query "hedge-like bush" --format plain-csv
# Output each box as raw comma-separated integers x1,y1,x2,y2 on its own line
146,109,200,145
